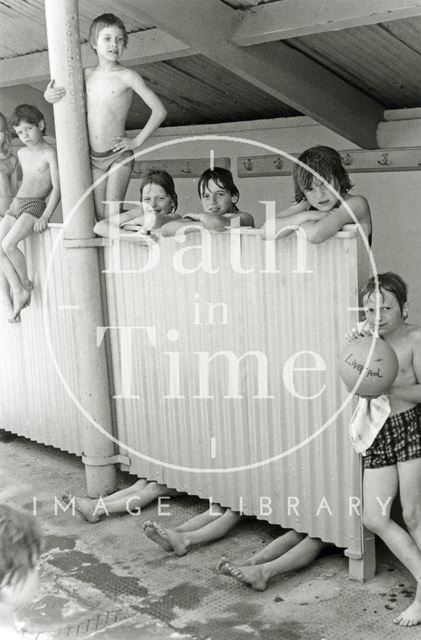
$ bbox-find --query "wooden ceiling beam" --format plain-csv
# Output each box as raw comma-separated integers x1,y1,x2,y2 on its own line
136,0,383,148
232,0,421,46
0,28,195,88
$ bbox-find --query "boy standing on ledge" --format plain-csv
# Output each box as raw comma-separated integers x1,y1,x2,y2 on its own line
45,13,167,220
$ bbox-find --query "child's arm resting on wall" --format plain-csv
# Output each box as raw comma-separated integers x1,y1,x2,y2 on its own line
94,210,143,240
112,70,167,153
160,214,227,236
34,149,61,233
300,195,371,244
388,328,421,404
261,201,324,240
44,79,66,103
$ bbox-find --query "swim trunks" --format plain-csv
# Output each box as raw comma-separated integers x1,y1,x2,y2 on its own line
364,405,421,469
90,148,134,173
6,197,46,220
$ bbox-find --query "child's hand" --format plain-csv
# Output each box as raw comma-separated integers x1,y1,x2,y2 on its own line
135,230,158,246
113,136,136,152
182,213,203,222
44,79,66,104
34,217,49,233
345,321,372,342
201,213,228,232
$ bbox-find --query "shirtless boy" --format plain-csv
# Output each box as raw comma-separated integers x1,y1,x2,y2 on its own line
349,272,421,627
45,13,167,220
0,104,60,322
261,146,372,245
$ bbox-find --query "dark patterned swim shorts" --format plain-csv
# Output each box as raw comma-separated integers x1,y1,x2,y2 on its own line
364,405,421,469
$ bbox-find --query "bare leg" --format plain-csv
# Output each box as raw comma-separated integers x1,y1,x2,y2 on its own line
1,214,35,320
144,503,224,552
217,529,305,574
63,481,177,524
144,502,224,537
176,503,225,532
2,213,34,287
247,529,306,564
223,536,326,591
0,217,22,320
92,167,107,221
364,465,421,627
0,271,14,322
103,158,133,219
104,478,149,502
394,459,421,626
145,508,241,556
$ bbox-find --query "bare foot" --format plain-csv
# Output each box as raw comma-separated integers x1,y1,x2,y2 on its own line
11,288,30,321
224,562,269,591
1,291,15,322
7,312,21,324
62,491,102,524
144,522,189,555
217,555,231,575
394,601,421,627
143,520,173,552
22,280,33,309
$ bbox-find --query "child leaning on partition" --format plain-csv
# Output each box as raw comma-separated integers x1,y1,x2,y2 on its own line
44,13,167,221
261,145,372,244
160,167,254,236
94,169,180,244
0,105,60,323
347,272,421,627
0,503,42,639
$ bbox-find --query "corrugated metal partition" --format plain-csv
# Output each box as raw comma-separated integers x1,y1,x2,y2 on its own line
104,230,364,556
0,226,83,455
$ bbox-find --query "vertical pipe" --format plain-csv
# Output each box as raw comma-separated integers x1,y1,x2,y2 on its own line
44,0,116,496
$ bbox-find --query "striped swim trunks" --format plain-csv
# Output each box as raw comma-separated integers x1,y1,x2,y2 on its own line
6,197,46,220
90,148,134,173
364,405,421,469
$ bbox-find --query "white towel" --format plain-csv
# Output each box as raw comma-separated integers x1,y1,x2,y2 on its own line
349,395,391,455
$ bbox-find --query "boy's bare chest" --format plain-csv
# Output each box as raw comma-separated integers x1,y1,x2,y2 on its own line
392,342,415,384
20,152,48,177
86,75,130,106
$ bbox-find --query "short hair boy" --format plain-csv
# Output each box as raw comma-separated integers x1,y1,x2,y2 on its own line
0,104,60,322
45,13,167,220
261,145,371,245
0,503,42,638
350,272,421,627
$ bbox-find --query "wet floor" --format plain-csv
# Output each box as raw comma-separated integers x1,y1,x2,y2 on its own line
0,432,419,640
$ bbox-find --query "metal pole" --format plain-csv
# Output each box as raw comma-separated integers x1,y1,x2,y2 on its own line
45,0,117,496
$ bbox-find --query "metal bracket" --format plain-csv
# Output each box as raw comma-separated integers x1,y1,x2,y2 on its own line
64,238,110,248
82,453,130,467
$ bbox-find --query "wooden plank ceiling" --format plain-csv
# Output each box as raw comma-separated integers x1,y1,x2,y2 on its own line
2,1,421,146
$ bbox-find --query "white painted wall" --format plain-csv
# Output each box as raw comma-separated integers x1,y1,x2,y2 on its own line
0,86,55,136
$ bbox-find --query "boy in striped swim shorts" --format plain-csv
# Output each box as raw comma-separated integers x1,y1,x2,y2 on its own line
0,104,60,322
348,272,421,627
